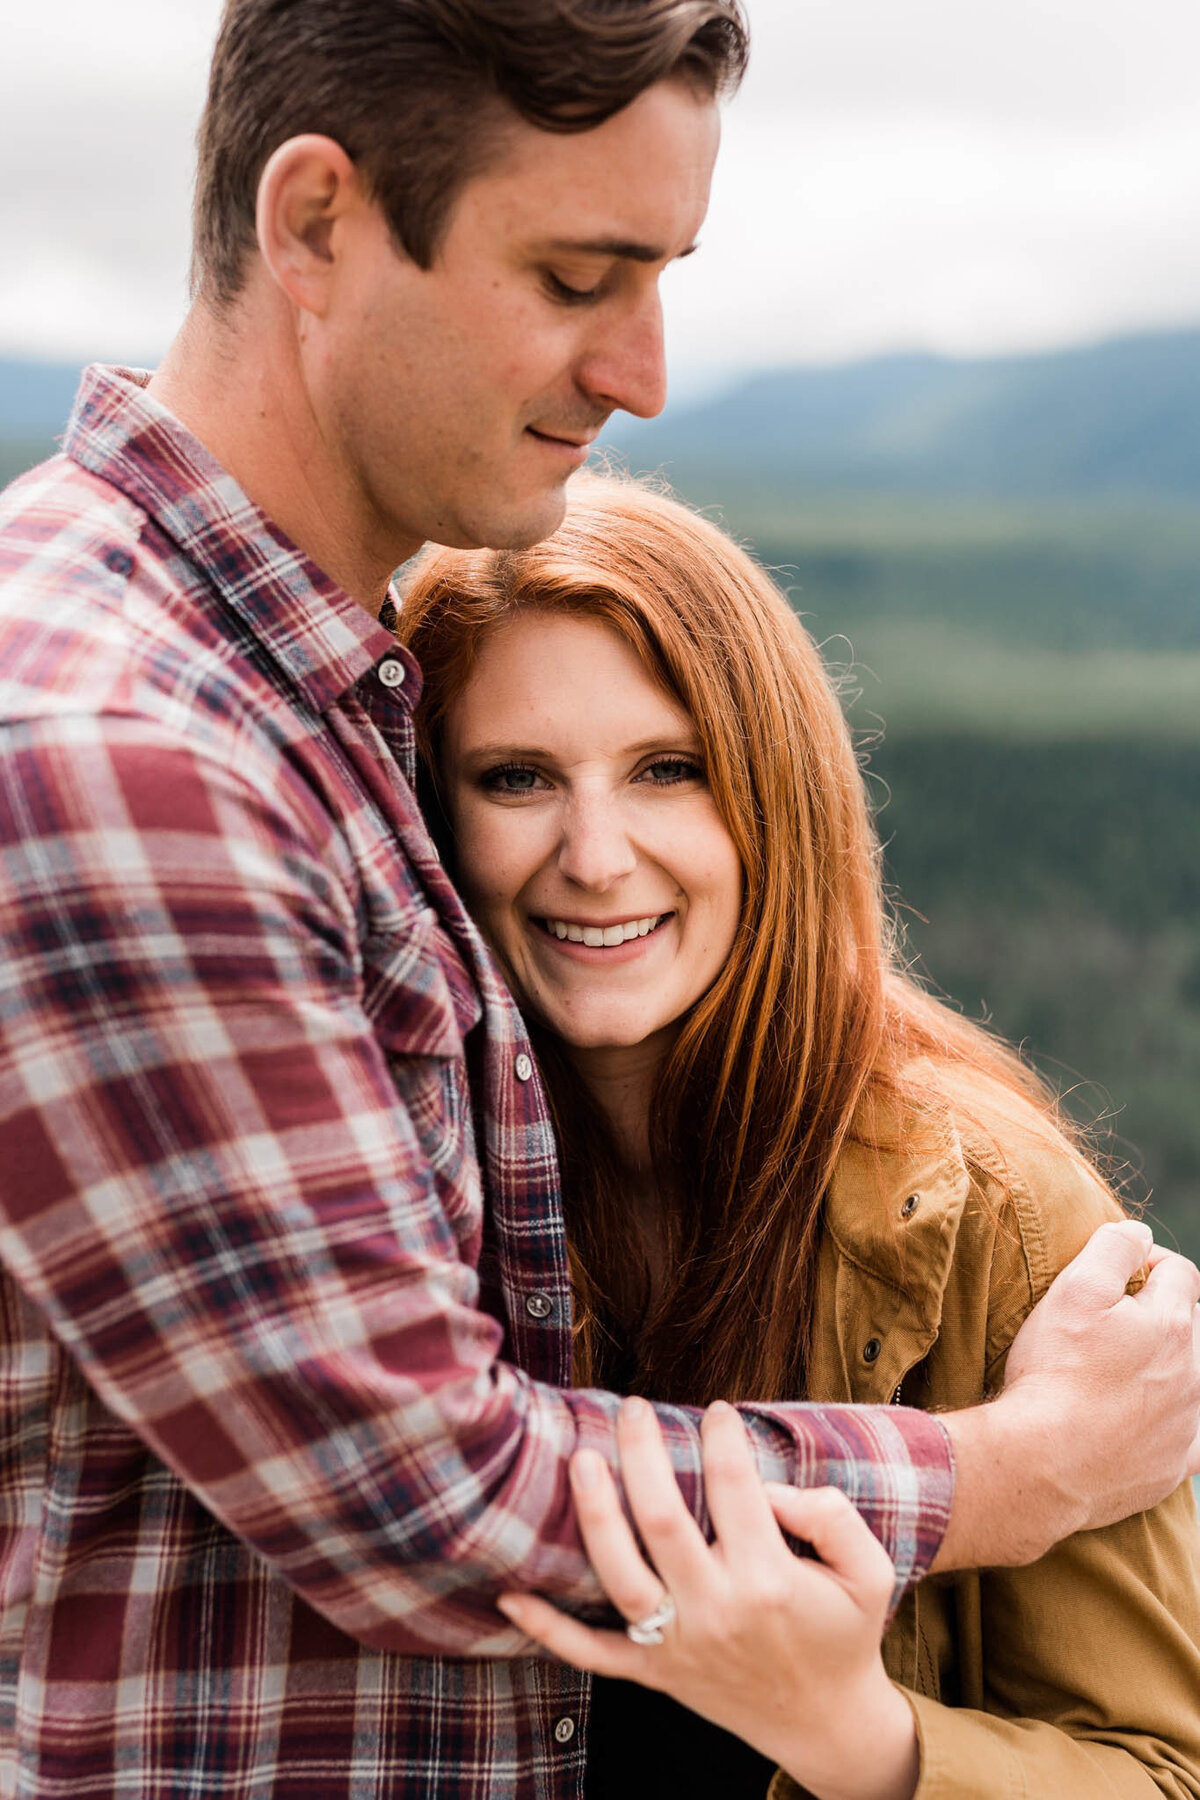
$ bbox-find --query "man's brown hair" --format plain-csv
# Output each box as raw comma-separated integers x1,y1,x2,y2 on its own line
193,0,749,305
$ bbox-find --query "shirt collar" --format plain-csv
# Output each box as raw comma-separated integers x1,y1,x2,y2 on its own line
63,363,418,714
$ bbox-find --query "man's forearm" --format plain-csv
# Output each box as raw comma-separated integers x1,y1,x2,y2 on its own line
933,1397,1084,1572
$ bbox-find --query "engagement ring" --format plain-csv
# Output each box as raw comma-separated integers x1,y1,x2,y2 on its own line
626,1595,676,1646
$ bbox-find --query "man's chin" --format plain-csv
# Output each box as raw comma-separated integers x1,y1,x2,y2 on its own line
489,485,571,551
428,484,570,555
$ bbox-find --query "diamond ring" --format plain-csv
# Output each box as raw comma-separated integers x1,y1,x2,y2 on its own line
625,1595,676,1646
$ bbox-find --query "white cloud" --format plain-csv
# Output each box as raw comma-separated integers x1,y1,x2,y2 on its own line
3,0,1199,376
668,106,1200,373
736,0,1200,129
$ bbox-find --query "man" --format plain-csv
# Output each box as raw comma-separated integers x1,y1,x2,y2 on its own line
0,2,1196,1795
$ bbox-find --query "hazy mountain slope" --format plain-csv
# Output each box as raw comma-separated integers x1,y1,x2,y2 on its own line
0,357,87,439
609,329,1200,498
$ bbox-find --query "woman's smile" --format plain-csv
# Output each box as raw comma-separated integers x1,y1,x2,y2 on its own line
528,909,675,964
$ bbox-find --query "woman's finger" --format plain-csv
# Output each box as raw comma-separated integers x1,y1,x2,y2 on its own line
763,1484,897,1610
615,1398,717,1595
699,1401,786,1568
567,1449,669,1625
496,1592,660,1683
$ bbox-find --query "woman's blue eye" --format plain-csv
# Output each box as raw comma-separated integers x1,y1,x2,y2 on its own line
482,764,541,793
643,758,703,785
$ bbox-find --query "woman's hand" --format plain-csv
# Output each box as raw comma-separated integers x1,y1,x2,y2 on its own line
498,1398,919,1800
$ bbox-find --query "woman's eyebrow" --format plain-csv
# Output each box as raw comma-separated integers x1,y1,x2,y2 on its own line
623,735,704,756
457,733,702,765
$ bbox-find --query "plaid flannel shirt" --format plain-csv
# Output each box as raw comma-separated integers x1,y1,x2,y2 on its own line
0,366,954,1798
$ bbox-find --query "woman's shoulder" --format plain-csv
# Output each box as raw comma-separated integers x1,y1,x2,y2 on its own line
939,1069,1122,1268
841,1060,1121,1254
824,1062,1125,1400
901,1062,1125,1386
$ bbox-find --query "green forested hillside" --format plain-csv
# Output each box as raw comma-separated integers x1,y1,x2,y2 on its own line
876,738,1200,1253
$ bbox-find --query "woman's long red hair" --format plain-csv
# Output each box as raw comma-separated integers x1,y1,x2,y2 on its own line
400,476,1090,1403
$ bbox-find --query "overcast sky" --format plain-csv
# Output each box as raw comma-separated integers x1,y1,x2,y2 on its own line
4,0,1199,390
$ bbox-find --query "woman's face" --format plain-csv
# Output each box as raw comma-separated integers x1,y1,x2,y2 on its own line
442,612,743,1058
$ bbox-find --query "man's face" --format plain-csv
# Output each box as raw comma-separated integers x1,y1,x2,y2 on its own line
319,81,720,555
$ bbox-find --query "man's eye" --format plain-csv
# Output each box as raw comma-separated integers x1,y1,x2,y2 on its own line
544,271,602,306
480,763,545,794
641,758,704,786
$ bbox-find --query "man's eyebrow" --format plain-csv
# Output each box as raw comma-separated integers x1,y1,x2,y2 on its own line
535,237,700,265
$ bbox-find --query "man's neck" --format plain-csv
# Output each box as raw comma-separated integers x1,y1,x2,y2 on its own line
148,299,420,616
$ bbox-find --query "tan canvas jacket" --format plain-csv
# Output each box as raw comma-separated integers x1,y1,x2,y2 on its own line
769,1080,1200,1800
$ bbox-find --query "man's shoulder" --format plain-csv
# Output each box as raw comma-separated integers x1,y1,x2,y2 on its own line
0,450,150,581
0,452,272,753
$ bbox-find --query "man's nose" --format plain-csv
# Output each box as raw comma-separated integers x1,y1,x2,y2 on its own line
579,291,668,423
556,795,639,891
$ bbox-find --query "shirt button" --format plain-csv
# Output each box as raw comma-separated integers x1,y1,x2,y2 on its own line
525,1292,554,1321
514,1053,534,1083
554,1717,576,1746
901,1194,921,1219
863,1337,883,1364
378,658,406,691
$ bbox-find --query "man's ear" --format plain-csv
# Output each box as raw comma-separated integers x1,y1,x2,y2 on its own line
255,134,364,317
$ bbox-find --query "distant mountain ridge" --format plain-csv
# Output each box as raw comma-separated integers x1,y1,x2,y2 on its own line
607,329,1200,499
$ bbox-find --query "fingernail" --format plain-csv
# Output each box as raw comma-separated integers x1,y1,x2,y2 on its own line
571,1450,604,1490
496,1596,523,1621
706,1400,735,1420
621,1396,652,1426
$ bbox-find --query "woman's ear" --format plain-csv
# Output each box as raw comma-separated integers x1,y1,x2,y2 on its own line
254,133,364,318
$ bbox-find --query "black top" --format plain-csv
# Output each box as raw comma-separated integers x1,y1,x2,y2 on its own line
585,1674,779,1798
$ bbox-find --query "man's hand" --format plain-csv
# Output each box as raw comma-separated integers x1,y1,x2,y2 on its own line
936,1220,1200,1570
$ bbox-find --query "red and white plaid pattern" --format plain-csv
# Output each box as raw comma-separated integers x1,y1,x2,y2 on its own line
0,366,953,1797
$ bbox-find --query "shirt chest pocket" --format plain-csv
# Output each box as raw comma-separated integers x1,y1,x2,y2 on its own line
362,911,483,1237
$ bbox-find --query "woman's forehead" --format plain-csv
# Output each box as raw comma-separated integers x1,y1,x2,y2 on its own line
446,611,696,753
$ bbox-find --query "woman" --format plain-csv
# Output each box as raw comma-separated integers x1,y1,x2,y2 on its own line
397,475,1200,1798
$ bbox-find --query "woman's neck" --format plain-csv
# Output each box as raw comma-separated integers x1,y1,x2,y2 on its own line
566,1032,673,1184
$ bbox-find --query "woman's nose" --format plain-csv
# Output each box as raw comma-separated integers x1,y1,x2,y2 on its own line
556,796,638,891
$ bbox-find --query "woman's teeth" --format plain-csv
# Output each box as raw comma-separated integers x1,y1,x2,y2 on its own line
543,916,663,947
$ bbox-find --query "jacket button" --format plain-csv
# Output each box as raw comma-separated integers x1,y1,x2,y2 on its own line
901,1194,921,1219
515,1053,534,1083
525,1292,554,1321
554,1717,576,1745
863,1337,882,1364
378,658,406,691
